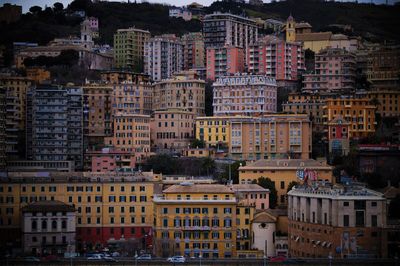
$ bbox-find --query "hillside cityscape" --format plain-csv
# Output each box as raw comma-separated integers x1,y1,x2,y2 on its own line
0,0,399,265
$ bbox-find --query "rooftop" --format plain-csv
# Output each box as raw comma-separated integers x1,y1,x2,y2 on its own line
240,159,332,170
22,200,75,213
232,184,270,193
163,184,234,194
296,32,332,42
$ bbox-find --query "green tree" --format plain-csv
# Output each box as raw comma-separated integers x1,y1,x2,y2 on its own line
287,181,299,193
53,2,64,12
255,177,278,209
190,139,206,149
201,157,215,177
144,154,177,174
29,6,42,14
219,161,245,184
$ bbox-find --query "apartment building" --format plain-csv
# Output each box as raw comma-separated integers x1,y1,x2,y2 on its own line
196,114,312,160
248,35,305,82
151,109,195,151
239,159,333,206
0,87,5,170
113,27,151,71
111,74,153,116
26,67,50,84
144,34,184,81
206,46,245,81
26,85,84,170
282,93,328,132
82,84,113,150
182,32,205,70
366,90,400,118
367,45,400,90
288,183,387,258
105,113,150,164
323,98,376,139
153,184,238,258
212,74,277,116
0,77,33,159
303,48,356,93
153,71,205,116
83,148,136,172
0,171,158,253
203,13,258,55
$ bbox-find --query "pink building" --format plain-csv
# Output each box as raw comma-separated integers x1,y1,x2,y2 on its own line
88,17,99,30
233,184,270,210
85,148,136,172
248,35,304,82
206,46,245,81
303,47,356,93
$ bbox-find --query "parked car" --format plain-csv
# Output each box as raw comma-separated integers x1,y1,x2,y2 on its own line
167,255,186,263
24,256,41,262
87,254,104,260
103,256,118,262
137,254,152,260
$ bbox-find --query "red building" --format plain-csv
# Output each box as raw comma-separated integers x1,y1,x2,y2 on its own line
206,46,245,81
327,115,350,156
247,35,304,82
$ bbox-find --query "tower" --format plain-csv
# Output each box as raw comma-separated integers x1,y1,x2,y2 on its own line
80,19,93,49
286,14,296,42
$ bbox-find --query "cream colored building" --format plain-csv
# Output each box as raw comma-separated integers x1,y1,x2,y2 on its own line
150,109,195,151
153,71,205,116
239,159,334,206
105,113,151,164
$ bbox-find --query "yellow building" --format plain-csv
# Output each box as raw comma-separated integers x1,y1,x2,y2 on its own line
153,184,238,258
239,159,333,206
0,171,160,252
196,114,312,160
367,90,400,118
105,113,151,164
26,67,50,84
323,98,376,139
182,148,214,158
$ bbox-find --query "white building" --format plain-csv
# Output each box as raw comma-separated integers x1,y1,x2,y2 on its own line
212,74,277,116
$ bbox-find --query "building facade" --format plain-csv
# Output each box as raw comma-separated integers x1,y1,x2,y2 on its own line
84,148,136,172
0,86,5,170
288,183,387,258
153,71,205,116
212,75,277,116
182,32,205,70
113,27,151,71
105,113,151,164
144,34,184,81
323,98,376,139
151,109,195,151
26,85,83,170
366,90,400,118
206,46,245,81
21,201,76,256
248,35,305,82
239,159,333,206
303,48,356,94
203,13,258,55
153,184,238,258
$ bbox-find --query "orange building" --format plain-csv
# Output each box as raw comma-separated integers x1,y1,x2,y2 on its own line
206,46,245,81
25,67,50,84
105,113,151,164
323,98,376,139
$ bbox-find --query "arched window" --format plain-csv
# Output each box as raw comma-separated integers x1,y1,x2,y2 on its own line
184,217,191,227
61,220,67,229
202,217,209,227
212,217,219,227
174,217,181,227
41,220,47,230
52,220,57,230
223,217,232,227
31,220,37,230
193,217,200,227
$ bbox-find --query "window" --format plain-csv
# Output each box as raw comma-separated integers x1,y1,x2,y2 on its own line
343,215,349,227
280,181,285,189
371,202,377,207
371,215,377,227
355,211,365,227
109,196,116,202
343,202,349,207
42,220,47,230
163,208,168,214
224,208,231,214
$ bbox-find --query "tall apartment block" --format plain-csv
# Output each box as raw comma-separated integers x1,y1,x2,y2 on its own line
206,46,245,80
82,84,113,150
203,12,258,54
367,45,400,90
144,34,184,81
248,35,305,82
111,73,153,116
153,71,205,116
182,32,205,70
288,183,387,258
0,77,33,160
114,27,150,71
105,113,151,164
196,114,311,160
212,74,277,116
26,85,84,170
0,87,5,170
303,48,356,93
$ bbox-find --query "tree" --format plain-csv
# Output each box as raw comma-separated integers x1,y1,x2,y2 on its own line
144,154,177,174
53,2,64,12
255,177,278,209
219,161,245,184
29,6,42,14
287,181,299,193
190,139,205,149
201,157,215,177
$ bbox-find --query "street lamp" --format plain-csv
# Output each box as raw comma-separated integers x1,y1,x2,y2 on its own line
263,255,267,266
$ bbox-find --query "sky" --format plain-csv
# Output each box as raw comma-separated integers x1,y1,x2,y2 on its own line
0,0,397,13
